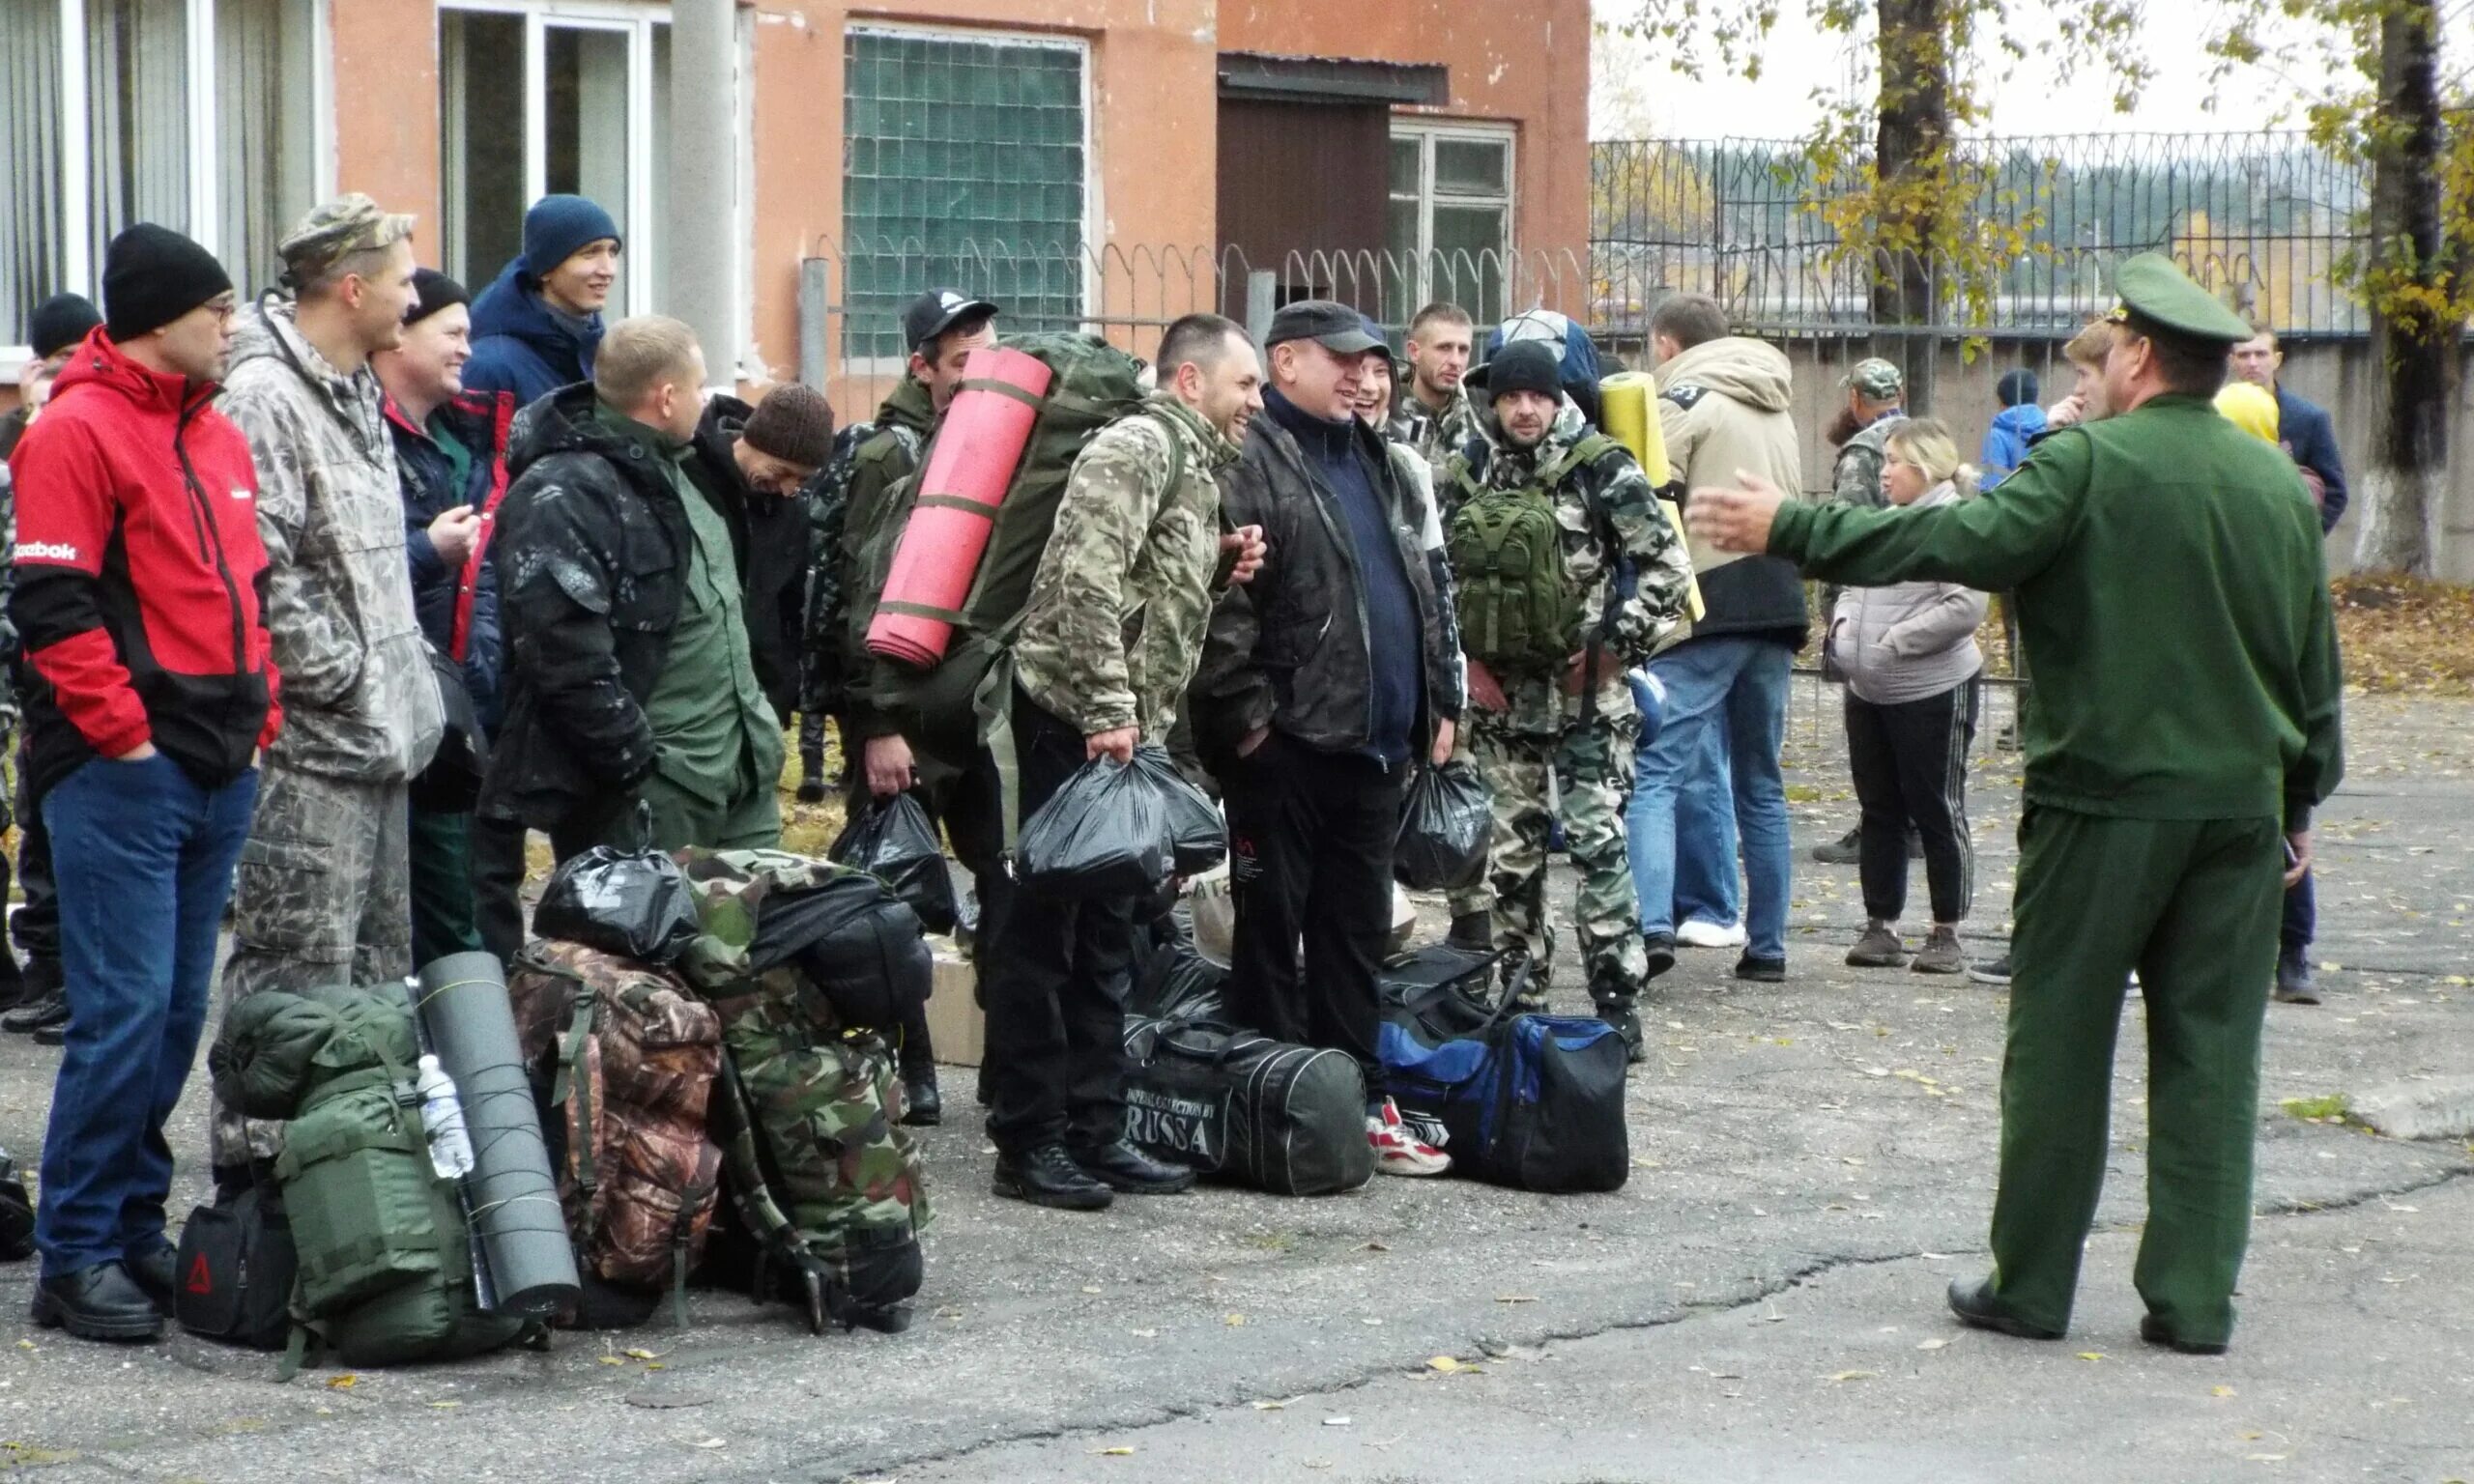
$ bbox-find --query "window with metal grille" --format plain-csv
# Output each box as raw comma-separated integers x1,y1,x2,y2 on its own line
841,26,1088,362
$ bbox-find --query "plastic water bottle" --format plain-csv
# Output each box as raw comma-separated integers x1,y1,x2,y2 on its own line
415,1054,477,1179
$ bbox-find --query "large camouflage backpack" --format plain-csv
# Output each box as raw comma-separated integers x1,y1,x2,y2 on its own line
860,333,1159,766
507,940,726,1327
671,849,933,1334
1446,432,1623,677
212,985,529,1373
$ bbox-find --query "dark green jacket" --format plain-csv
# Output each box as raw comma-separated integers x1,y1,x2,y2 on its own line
1769,393,2343,829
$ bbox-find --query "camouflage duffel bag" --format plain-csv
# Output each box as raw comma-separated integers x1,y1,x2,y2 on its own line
674,849,933,1335
509,940,725,1324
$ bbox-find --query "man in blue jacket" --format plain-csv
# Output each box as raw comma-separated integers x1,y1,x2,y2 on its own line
462,195,622,406
1979,367,2047,485
375,268,509,965
2229,325,2347,1005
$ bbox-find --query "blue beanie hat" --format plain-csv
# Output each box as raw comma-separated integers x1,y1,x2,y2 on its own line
521,195,621,282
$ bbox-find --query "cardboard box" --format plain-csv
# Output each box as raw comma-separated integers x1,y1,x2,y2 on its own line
924,942,985,1068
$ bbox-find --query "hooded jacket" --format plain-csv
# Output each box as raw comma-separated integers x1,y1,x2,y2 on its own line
388,387,512,725
1194,392,1463,763
1652,335,1809,652
462,261,606,407
219,299,444,782
1826,479,1988,705
1980,403,2048,485
479,382,753,828
7,328,281,802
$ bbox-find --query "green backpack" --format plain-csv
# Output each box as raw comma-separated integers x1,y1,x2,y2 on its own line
216,985,527,1376
1446,433,1622,676
865,333,1167,765
673,849,932,1335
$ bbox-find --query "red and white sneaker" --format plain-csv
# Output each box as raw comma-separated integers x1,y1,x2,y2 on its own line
1367,1099,1451,1177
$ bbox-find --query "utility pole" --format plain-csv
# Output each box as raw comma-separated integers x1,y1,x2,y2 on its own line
670,0,735,383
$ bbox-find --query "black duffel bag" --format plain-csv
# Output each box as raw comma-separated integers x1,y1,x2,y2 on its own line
752,874,934,1035
1119,1017,1371,1196
173,1182,297,1350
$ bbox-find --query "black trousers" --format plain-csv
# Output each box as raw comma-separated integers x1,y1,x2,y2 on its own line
11,734,57,983
1222,734,1405,1103
983,688,1137,1156
1844,676,1979,925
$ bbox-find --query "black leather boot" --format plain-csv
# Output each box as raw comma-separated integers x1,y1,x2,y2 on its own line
31,1262,162,1342
992,1144,1113,1211
1072,1138,1195,1194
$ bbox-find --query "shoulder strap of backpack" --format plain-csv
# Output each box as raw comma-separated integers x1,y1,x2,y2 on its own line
1137,407,1191,513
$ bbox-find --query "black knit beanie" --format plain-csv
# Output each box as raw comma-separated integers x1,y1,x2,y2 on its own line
102,224,234,344
406,268,472,327
29,295,102,360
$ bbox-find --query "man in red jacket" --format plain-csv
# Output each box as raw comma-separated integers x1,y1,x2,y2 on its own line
6,224,281,1343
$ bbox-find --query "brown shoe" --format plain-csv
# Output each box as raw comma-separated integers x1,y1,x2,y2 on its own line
1911,927,1966,975
1846,924,1907,968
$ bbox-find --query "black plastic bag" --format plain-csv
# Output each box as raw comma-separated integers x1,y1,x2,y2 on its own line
0,1149,32,1263
1394,760,1492,891
1015,756,1169,901
748,873,934,1033
1131,745,1225,874
828,791,960,934
534,844,702,964
1128,913,1228,1021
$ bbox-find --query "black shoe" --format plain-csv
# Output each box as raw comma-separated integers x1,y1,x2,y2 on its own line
30,1262,163,1342
1967,954,2013,987
992,1145,1115,1211
3,987,67,1037
1810,826,1862,865
1601,1005,1646,1065
2139,1313,2229,1356
901,1070,942,1127
1073,1138,1195,1194
2273,951,2319,1006
1945,1275,2062,1341
1642,932,1677,981
125,1243,177,1314
33,1020,68,1047
795,779,827,805
1447,910,1493,954
1732,953,1786,984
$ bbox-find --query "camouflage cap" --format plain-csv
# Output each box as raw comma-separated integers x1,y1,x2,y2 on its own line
1844,357,1905,399
277,193,417,280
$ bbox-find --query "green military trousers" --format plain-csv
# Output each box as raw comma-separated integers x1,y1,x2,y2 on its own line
1459,711,1648,1007
1988,806,2285,1345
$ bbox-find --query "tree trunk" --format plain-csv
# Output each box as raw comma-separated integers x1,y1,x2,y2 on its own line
2351,0,2450,578
1872,0,1949,413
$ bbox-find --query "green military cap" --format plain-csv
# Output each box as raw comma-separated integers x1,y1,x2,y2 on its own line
1843,357,1904,398
2105,253,2255,346
277,193,417,282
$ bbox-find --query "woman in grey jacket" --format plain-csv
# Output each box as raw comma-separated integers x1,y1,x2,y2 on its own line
1828,418,1988,974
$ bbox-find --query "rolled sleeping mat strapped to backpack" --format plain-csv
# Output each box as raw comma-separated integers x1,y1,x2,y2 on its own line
1598,371,1705,623
867,346,1054,670
414,952,581,1318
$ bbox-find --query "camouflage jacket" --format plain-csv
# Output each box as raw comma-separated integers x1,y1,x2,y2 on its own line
1390,382,1482,476
1830,410,1908,507
220,299,443,781
1014,394,1238,738
833,378,935,740
1443,401,1693,734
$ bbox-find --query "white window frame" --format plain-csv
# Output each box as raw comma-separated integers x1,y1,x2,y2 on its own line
4,0,334,369
439,0,680,321
1389,121,1517,316
840,20,1097,378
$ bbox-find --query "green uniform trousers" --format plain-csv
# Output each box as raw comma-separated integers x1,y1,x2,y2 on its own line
408,806,485,968
1990,807,2283,1345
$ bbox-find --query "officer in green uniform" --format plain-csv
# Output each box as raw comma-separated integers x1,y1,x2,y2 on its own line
1685,253,2344,1356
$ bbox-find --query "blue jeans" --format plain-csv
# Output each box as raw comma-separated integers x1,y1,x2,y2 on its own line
1627,637,1794,959
1671,725,1741,927
2281,868,2315,956
37,755,258,1277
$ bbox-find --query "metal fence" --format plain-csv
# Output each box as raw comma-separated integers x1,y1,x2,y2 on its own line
799,235,1591,415
1590,131,2373,339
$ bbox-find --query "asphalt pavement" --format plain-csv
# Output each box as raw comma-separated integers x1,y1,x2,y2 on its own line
0,684,2462,1484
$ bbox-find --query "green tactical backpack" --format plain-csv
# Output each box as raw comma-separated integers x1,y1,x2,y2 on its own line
673,849,933,1335
865,333,1169,766
1447,432,1622,676
216,985,527,1376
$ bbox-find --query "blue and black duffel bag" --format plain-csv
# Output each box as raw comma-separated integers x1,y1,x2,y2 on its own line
1376,947,1629,1193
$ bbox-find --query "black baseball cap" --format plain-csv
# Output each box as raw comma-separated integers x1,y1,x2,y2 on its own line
903,289,999,354
1264,300,1384,355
